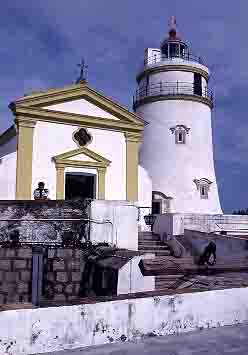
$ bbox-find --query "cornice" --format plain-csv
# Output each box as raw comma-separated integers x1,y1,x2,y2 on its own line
15,118,36,128
13,106,144,133
53,147,111,165
194,178,213,190
54,159,108,169
134,94,213,109
10,82,147,127
137,64,209,83
124,132,142,142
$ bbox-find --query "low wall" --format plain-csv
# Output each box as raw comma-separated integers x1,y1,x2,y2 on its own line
1,287,248,354
153,213,248,237
90,200,138,250
0,200,89,243
117,254,155,295
183,229,248,260
184,214,248,233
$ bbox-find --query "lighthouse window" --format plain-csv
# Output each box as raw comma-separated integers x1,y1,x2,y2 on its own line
194,179,212,199
169,43,180,58
175,129,186,144
170,125,190,144
200,185,208,199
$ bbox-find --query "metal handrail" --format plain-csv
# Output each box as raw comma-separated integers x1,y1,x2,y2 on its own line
211,223,248,236
133,81,213,107
144,53,203,66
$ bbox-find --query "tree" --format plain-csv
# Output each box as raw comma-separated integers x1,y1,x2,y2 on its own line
232,208,248,215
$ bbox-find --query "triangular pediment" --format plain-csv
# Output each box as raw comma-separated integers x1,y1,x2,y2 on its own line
53,147,111,168
10,81,146,128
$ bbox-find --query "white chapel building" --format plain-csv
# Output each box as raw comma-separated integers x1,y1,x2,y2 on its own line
0,20,222,215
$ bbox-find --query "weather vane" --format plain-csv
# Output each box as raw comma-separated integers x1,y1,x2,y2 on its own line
76,58,88,83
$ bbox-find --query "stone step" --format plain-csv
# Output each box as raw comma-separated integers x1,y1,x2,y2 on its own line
155,275,182,290
138,245,170,251
138,240,164,245
139,249,171,256
156,274,184,280
138,234,160,242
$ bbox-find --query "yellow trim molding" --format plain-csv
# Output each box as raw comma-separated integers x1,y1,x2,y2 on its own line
53,147,111,200
12,106,144,134
10,81,147,126
136,64,209,84
97,167,106,199
125,132,142,201
15,119,36,200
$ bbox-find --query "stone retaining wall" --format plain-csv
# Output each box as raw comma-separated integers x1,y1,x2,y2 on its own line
0,247,32,304
43,248,84,303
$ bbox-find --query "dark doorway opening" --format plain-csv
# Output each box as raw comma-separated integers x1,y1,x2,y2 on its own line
152,201,161,215
194,73,202,96
65,172,96,200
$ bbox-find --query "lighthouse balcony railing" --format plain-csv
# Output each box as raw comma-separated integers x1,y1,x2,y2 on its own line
133,81,213,107
144,53,203,67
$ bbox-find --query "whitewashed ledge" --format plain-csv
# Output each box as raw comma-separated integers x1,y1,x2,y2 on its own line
1,287,248,354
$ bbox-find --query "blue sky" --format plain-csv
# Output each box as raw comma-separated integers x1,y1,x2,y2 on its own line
0,1,246,212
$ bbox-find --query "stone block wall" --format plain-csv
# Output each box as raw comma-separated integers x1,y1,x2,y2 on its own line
0,248,32,304
43,248,85,303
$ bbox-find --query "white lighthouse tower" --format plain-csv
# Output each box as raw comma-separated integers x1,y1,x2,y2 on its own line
135,18,222,214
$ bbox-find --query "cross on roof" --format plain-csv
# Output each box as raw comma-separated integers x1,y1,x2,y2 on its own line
76,58,88,83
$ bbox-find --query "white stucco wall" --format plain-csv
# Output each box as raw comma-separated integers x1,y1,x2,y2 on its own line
0,136,17,199
1,287,248,354
45,98,119,120
138,165,152,231
89,200,138,250
137,99,222,214
117,254,155,295
32,117,126,200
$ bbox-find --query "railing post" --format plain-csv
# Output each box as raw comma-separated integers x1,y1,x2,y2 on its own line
177,81,179,93
160,81,162,94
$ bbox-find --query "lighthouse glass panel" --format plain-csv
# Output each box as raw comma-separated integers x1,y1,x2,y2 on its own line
169,43,180,58
180,44,186,57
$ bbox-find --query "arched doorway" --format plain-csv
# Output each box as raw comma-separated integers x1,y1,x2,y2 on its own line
152,191,173,214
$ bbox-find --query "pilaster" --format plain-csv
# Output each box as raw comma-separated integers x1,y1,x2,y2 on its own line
15,118,36,200
125,132,142,201
97,167,106,199
56,165,65,200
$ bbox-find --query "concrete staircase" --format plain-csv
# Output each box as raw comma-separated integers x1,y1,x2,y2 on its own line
138,232,171,257
138,232,183,291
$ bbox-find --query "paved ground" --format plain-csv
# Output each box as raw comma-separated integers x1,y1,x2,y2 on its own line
42,323,248,355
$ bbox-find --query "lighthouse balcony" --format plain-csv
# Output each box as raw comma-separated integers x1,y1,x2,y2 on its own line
133,81,213,109
144,52,203,67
